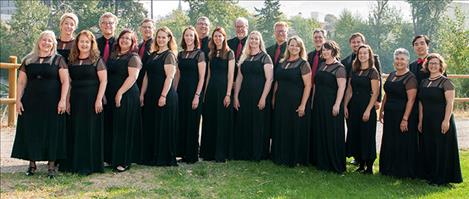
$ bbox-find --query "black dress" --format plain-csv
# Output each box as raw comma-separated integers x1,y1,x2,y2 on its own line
105,52,142,168
57,39,74,63
379,71,418,178
176,49,205,163
346,68,379,165
419,76,462,185
311,61,346,173
200,50,234,162
271,58,311,166
11,55,67,161
141,50,178,166
59,58,106,175
233,52,272,161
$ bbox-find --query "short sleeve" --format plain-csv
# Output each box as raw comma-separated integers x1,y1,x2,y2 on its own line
56,55,68,69
369,68,379,80
335,66,346,78
404,75,417,90
442,79,455,91
128,54,142,69
300,61,311,75
96,58,107,71
19,60,26,72
198,51,206,63
227,50,235,60
164,52,177,65
262,53,273,65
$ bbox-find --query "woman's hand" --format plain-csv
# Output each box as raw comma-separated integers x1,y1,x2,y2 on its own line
57,99,66,114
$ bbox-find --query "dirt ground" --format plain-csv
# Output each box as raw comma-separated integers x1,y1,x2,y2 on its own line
1,119,468,173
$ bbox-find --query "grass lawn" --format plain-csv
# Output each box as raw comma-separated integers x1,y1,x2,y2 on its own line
1,151,467,198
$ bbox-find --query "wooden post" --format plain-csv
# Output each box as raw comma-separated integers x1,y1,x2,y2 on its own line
8,56,17,126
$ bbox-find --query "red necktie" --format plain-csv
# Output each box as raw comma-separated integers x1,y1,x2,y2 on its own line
236,40,243,60
103,39,110,62
139,40,147,59
417,58,424,64
311,51,319,85
274,45,281,64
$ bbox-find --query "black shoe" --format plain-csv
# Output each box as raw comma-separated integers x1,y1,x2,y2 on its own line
47,169,56,179
26,166,36,176
355,167,365,173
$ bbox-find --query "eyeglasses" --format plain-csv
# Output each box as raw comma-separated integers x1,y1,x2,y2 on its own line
141,26,153,29
428,62,440,66
101,21,115,26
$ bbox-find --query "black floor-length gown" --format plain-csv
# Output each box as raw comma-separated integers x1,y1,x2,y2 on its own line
271,59,311,166
200,50,234,162
419,76,462,185
233,52,272,161
379,71,418,178
311,61,346,173
346,68,379,165
11,55,67,161
176,49,205,163
105,52,142,168
141,50,178,166
59,58,106,175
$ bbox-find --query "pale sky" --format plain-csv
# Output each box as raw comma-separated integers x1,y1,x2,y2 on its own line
140,0,413,22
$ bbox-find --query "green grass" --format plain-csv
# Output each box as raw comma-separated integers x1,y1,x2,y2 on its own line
1,151,468,198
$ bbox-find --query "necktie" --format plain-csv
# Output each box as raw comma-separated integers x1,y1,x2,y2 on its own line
103,39,110,63
139,40,147,59
311,51,320,85
274,45,281,64
236,40,243,60
417,58,424,65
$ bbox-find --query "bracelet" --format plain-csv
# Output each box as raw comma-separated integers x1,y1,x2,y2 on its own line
402,118,408,122
226,94,231,97
195,93,200,97
161,95,166,98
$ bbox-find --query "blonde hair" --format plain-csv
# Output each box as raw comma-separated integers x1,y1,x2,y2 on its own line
425,53,448,74
99,12,118,26
238,31,266,66
151,26,178,55
60,13,79,27
69,30,100,64
280,36,307,63
273,21,289,30
23,30,58,65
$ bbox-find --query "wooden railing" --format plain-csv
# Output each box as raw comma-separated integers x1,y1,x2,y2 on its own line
0,56,20,126
0,57,468,127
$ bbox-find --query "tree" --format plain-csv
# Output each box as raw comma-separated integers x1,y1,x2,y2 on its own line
331,10,367,58
288,14,321,51
324,14,337,38
406,0,452,39
156,9,190,45
254,0,286,46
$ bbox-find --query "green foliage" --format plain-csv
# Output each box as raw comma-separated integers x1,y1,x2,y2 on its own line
330,10,367,58
156,9,190,47
406,0,452,39
254,0,286,46
288,15,321,51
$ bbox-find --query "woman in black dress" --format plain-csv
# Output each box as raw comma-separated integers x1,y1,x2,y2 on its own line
344,45,380,174
57,13,78,63
12,30,70,178
175,26,206,163
105,29,142,172
379,48,418,178
311,40,347,173
140,27,178,166
58,30,107,175
271,36,312,166
233,31,273,161
200,27,235,162
418,53,462,185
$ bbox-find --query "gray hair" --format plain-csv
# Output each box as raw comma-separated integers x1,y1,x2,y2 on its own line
393,48,410,60
99,12,118,26
313,28,327,37
235,17,248,27
23,30,58,65
197,16,210,26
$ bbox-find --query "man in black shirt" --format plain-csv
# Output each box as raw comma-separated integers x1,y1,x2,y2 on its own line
137,18,155,88
96,12,118,63
227,17,249,79
196,16,211,62
266,21,289,72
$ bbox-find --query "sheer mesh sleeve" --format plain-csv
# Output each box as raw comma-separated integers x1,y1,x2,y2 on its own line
442,78,455,91
128,54,142,69
164,52,177,65
96,58,107,71
404,74,418,90
198,51,206,63
56,55,68,69
227,50,235,60
262,53,273,65
335,66,346,78
300,60,311,75
19,60,26,72
369,68,379,80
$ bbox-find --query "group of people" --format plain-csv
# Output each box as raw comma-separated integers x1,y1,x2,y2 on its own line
11,12,462,185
